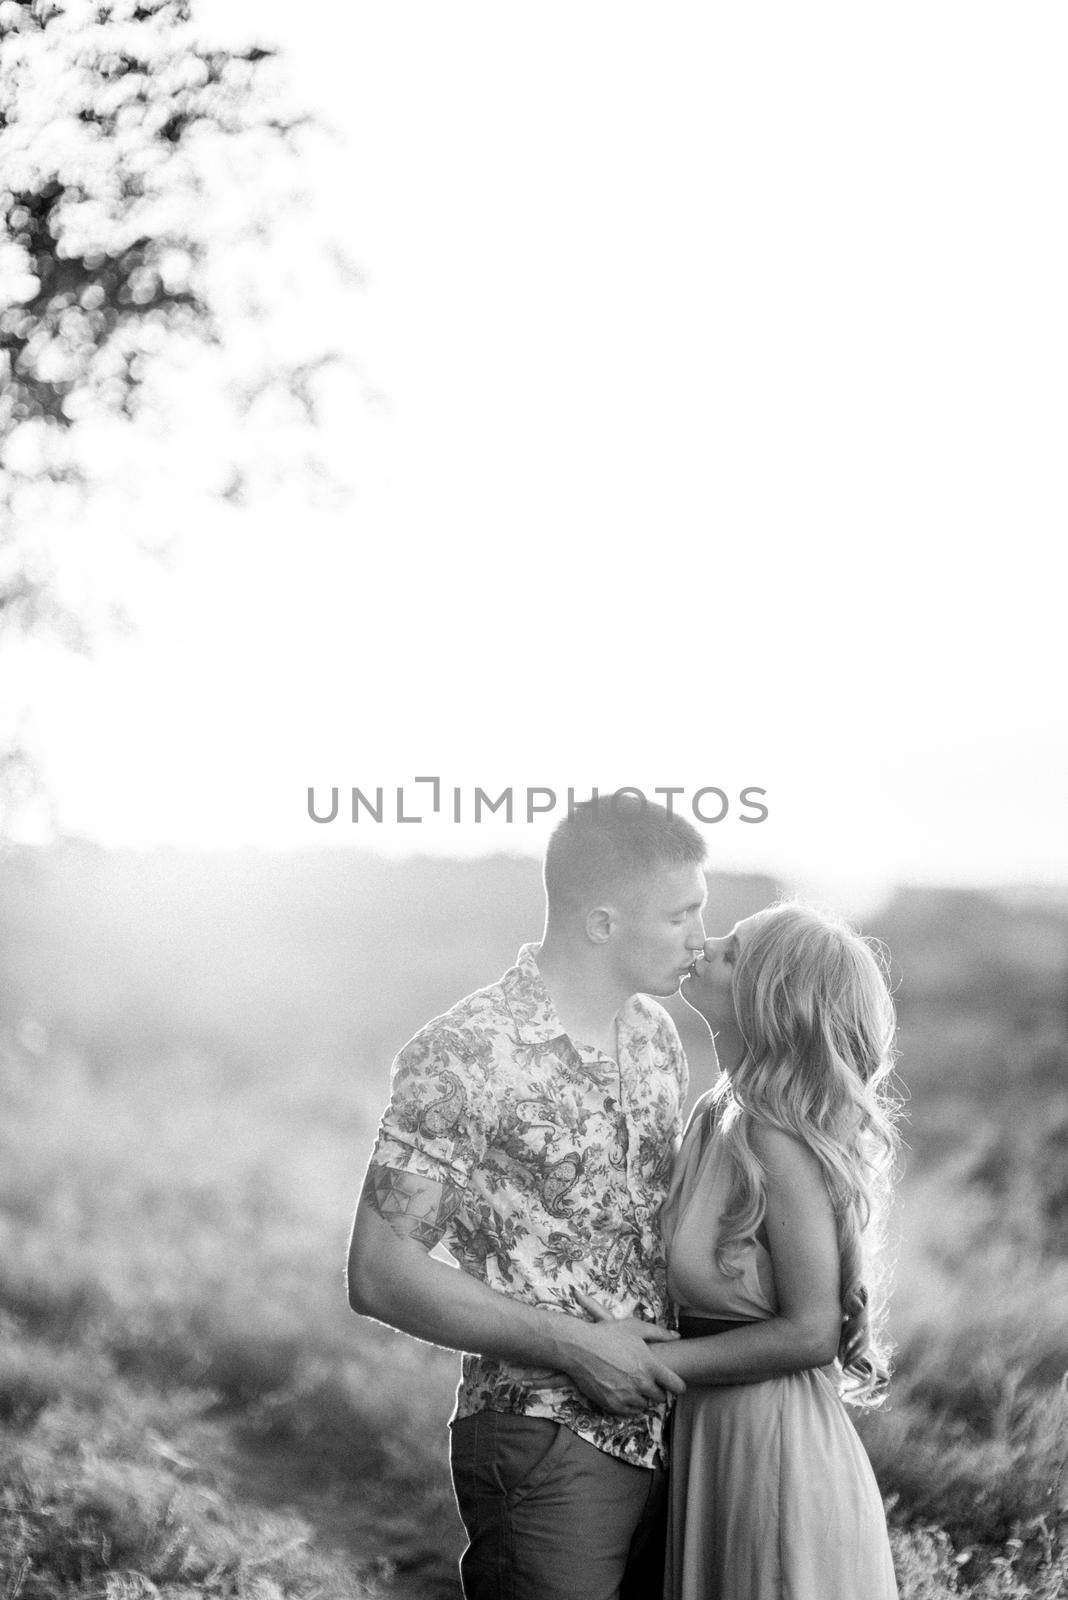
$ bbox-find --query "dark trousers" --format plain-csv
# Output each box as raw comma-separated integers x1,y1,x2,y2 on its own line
450,1410,667,1600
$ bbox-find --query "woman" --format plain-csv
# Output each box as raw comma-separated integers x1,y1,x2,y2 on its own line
584,901,901,1599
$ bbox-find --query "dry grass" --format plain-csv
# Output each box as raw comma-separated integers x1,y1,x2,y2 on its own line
0,1348,381,1600
857,1133,1068,1597
1,1030,1066,1599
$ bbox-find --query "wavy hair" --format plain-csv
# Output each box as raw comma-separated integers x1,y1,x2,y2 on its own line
709,902,901,1405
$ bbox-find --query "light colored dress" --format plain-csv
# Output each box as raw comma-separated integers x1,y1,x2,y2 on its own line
663,1102,899,1600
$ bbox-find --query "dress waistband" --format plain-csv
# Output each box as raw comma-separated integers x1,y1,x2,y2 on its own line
676,1313,763,1339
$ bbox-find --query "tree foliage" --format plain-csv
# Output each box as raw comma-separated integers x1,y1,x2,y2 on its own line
0,0,346,647
0,0,356,835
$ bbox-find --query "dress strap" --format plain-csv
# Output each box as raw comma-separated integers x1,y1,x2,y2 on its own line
681,1086,721,1145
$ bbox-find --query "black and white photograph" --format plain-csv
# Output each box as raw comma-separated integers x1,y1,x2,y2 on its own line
1,3,1066,1598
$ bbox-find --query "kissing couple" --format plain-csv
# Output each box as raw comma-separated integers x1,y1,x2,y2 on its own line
347,794,900,1600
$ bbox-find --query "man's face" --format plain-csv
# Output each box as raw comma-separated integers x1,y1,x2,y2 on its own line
608,862,708,997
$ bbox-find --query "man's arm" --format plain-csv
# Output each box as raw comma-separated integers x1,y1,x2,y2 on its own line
347,1159,685,1416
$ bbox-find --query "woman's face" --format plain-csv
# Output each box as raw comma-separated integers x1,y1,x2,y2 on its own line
680,910,769,1058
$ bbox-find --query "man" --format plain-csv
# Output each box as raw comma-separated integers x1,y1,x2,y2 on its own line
347,795,708,1600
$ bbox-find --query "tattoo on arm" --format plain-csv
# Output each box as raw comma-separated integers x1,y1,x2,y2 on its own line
361,1163,464,1249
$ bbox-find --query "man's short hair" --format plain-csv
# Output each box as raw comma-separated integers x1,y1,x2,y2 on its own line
543,794,707,917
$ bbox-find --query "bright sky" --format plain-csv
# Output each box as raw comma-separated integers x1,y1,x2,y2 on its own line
14,0,1068,909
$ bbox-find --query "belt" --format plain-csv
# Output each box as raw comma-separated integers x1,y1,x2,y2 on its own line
676,1313,762,1339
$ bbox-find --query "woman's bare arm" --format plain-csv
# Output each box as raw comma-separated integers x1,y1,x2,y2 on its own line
579,1124,842,1384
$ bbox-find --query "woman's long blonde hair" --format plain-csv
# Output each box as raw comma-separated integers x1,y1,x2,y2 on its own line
709,902,901,1405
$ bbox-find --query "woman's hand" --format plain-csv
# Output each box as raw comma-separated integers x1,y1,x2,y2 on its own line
839,1284,870,1368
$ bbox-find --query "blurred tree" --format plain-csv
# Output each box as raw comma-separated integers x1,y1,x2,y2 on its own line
0,0,358,832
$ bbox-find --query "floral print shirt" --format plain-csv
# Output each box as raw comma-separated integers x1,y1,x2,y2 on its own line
369,942,688,1467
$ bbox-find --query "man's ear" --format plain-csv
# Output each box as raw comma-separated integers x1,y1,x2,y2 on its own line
585,905,617,944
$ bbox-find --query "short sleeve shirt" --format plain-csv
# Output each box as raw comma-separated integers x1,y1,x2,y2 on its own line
368,942,688,1468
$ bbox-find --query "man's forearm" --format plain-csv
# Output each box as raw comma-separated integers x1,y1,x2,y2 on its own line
348,1203,573,1372
347,1202,685,1415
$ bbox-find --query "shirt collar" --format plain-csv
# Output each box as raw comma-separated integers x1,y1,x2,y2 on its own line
503,941,646,1052
503,942,573,1045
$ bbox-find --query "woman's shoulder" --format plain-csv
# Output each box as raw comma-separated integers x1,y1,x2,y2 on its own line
749,1120,829,1196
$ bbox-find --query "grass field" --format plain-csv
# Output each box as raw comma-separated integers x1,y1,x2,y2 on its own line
2,1033,1066,1600
1,851,1066,1598
0,1035,463,1599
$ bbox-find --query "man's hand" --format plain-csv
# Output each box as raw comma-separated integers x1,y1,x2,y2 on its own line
558,1288,685,1416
